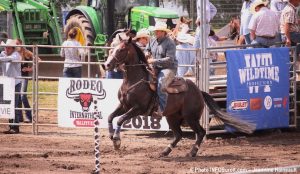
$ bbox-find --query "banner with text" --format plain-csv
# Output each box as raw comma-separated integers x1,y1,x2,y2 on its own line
58,78,169,131
0,77,15,119
226,48,290,130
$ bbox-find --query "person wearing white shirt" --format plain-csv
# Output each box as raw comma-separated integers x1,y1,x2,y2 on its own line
241,0,254,45
194,0,217,48
60,28,84,78
248,0,280,47
0,39,22,134
270,0,289,16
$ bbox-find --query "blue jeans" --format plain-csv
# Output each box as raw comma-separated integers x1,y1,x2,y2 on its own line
63,67,82,78
281,32,300,44
106,70,123,79
157,69,175,111
244,33,251,45
21,79,32,121
251,36,279,48
9,83,22,130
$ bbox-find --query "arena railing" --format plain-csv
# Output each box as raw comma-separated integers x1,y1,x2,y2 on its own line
0,44,298,135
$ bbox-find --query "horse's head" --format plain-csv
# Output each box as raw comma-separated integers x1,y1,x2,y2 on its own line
104,37,133,71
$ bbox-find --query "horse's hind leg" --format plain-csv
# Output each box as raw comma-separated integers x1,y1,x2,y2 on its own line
185,118,206,157
160,115,183,157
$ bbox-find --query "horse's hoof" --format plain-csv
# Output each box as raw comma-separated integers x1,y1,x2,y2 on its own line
185,152,197,157
159,147,172,157
159,152,169,157
109,134,114,140
113,138,121,150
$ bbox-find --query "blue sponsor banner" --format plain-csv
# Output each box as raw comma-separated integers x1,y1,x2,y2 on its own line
226,47,290,130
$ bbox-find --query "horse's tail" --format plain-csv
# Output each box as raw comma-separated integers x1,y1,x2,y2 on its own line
201,91,256,134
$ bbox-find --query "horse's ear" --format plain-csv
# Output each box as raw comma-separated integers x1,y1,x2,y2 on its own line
128,37,132,43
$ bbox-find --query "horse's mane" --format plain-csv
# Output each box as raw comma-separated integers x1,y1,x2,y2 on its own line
129,41,148,66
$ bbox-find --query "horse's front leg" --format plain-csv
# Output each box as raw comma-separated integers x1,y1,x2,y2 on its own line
113,106,142,150
108,104,125,140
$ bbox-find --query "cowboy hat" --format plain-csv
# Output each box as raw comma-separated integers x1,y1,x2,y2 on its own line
133,28,150,40
250,0,269,14
1,39,17,47
153,22,171,33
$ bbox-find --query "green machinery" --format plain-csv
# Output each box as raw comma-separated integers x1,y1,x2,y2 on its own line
0,0,62,53
64,0,179,48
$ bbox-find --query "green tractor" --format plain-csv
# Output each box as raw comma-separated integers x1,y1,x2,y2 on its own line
0,0,62,53
64,0,179,48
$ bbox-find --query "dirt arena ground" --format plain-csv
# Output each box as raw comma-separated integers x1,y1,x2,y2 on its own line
0,124,300,174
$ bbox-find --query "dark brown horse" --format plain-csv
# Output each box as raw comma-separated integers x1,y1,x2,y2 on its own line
104,38,255,157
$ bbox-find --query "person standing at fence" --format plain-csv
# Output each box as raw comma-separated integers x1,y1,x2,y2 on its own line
194,0,217,49
16,39,33,123
280,0,300,47
270,0,288,42
0,39,22,134
248,0,280,47
60,28,84,78
145,22,177,116
240,0,254,45
175,33,195,77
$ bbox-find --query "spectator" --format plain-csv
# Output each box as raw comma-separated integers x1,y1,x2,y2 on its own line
240,0,254,45
270,0,289,16
0,39,22,134
133,28,150,48
248,0,280,47
16,39,33,123
175,33,196,77
280,0,300,47
194,0,217,48
60,28,84,78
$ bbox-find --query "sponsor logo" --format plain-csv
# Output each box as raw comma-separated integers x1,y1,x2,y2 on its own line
264,96,272,110
250,98,262,110
230,100,248,110
283,97,288,108
273,97,283,108
66,80,106,112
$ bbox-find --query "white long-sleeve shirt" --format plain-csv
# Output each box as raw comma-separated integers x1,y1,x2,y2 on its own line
196,0,217,23
0,51,21,85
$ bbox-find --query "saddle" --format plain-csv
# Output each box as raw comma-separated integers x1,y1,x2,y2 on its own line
165,77,188,94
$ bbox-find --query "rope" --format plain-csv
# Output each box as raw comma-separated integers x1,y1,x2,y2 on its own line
93,100,101,174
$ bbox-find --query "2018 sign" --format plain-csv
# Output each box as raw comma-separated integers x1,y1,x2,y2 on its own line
123,116,162,130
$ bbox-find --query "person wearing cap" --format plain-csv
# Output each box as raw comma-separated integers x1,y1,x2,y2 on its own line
248,0,280,47
0,39,22,134
240,0,255,45
60,28,84,78
175,33,196,77
133,28,150,48
145,22,177,115
280,0,300,47
194,0,217,48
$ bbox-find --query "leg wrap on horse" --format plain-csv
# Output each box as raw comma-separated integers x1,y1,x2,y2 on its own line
114,125,121,138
